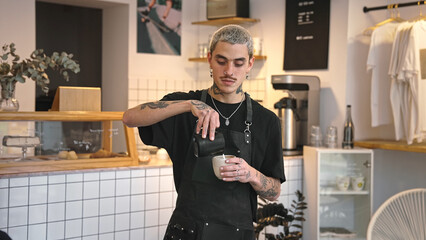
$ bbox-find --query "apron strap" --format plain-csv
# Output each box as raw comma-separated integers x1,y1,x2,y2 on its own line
244,93,252,145
201,89,208,103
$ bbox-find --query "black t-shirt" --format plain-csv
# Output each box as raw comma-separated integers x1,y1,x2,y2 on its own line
138,90,286,191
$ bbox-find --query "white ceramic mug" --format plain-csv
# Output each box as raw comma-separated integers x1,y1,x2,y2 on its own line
336,176,350,191
212,155,235,179
351,176,365,191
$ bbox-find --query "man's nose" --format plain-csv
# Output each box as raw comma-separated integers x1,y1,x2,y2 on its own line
224,62,234,76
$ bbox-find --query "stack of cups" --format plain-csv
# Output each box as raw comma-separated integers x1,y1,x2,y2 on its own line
310,125,323,147
325,126,338,148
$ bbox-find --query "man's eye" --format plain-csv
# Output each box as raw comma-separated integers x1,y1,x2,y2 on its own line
217,61,226,65
234,61,244,67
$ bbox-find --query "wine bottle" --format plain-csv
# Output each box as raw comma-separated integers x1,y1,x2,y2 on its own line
342,105,354,149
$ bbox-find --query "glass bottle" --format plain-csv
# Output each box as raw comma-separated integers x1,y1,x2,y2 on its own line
342,105,354,149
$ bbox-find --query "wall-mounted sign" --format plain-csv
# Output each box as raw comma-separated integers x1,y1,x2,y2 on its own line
283,0,330,70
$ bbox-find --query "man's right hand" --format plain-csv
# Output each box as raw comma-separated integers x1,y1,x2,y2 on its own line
189,100,220,140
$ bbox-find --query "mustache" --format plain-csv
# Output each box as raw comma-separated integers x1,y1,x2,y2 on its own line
220,74,237,81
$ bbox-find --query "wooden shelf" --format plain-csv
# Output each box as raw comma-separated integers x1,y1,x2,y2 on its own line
0,111,138,176
189,55,267,62
192,17,260,26
0,111,123,121
355,140,426,154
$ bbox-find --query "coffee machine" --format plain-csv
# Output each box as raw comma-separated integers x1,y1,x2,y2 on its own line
271,75,320,155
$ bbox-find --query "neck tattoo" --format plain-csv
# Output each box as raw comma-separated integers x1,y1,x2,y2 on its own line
210,93,245,126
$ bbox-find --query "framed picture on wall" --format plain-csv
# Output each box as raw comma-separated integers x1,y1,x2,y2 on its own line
283,0,330,70
137,0,182,55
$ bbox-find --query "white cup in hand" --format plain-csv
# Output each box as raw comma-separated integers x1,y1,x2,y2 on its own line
212,155,235,179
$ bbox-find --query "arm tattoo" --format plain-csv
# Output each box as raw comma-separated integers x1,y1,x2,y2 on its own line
140,101,180,110
256,173,279,198
191,101,209,110
260,175,268,189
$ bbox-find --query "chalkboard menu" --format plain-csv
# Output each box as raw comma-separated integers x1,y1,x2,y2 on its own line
283,0,330,70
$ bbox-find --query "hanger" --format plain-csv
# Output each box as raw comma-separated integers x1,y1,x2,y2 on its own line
408,1,426,21
363,3,405,36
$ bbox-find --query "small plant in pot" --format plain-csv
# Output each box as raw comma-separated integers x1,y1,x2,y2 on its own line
255,190,307,240
0,43,80,111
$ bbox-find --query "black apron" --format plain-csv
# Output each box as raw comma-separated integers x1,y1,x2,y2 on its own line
164,90,255,240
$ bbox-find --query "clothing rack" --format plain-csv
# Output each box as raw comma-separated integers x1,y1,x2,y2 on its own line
363,1,426,13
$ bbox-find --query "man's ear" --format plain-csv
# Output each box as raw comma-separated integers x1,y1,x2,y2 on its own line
207,52,212,65
247,56,255,71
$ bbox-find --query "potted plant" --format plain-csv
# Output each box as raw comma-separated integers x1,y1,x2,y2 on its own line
255,190,307,240
0,43,80,111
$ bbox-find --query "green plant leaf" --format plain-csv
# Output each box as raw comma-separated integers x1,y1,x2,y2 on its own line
15,75,25,83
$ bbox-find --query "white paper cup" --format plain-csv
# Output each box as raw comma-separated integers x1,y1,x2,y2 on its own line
212,155,235,179
351,176,365,191
336,176,350,191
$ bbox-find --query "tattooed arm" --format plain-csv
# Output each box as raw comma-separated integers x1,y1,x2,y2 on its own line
219,156,281,201
123,99,220,140
250,172,281,201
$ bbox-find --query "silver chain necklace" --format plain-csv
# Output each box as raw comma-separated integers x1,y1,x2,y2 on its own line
210,93,245,126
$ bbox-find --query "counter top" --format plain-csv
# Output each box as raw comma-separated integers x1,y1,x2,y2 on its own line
0,158,173,178
355,140,426,154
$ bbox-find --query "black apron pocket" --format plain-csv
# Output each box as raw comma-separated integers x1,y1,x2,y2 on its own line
201,222,241,240
192,155,219,183
164,216,197,240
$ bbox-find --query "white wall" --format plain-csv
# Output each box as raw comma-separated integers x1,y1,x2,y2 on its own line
0,0,36,111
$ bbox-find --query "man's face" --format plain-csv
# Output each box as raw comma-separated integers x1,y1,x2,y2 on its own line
208,41,254,95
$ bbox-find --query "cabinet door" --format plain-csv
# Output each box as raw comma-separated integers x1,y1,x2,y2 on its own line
303,146,373,240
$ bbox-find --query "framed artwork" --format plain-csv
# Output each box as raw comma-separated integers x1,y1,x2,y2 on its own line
137,0,182,55
284,0,330,70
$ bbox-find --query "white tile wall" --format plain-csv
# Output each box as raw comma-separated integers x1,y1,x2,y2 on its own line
0,158,302,240
0,166,175,240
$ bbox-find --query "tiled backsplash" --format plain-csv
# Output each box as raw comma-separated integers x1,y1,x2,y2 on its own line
1,158,302,240
127,76,266,110
0,167,176,240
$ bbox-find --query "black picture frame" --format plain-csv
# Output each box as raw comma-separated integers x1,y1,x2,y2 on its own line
283,0,330,70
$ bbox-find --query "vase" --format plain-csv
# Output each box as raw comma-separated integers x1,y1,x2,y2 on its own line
0,80,19,112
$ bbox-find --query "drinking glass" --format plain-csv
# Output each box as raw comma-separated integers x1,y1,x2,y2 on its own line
325,125,338,148
310,125,323,147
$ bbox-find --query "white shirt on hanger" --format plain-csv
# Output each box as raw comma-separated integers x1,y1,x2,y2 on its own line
399,20,426,143
389,22,413,142
367,22,400,127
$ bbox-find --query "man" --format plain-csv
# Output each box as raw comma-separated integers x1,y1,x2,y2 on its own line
123,24,285,240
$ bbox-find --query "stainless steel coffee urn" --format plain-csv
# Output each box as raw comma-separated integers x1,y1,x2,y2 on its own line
271,75,320,155
274,97,298,151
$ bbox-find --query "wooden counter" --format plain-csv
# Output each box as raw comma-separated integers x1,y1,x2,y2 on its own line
355,140,426,154
0,111,139,176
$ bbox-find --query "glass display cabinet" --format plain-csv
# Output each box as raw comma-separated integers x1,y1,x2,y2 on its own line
0,111,138,175
303,146,374,240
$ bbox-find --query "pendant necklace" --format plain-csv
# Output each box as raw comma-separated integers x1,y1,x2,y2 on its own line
210,93,245,126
